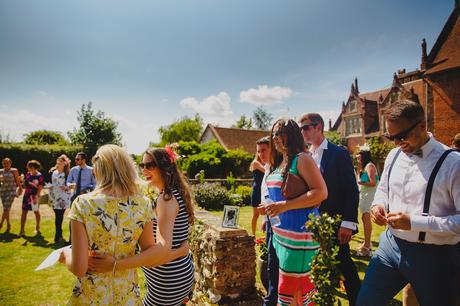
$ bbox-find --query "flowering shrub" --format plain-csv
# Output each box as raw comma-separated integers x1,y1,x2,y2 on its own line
234,185,252,205
192,183,234,210
255,237,268,261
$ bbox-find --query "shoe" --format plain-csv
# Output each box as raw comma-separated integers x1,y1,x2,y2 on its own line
356,245,372,257
34,229,41,235
19,231,25,237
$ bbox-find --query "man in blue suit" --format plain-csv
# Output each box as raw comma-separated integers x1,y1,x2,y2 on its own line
299,113,361,306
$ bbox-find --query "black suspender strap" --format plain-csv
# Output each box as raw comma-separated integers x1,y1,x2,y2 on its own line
387,148,402,212
418,149,455,242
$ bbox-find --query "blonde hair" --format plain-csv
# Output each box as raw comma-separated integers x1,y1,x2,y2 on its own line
92,144,140,198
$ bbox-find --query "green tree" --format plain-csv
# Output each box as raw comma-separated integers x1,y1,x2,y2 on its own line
253,107,273,130
233,115,253,129
68,102,122,157
325,130,344,146
158,114,203,146
24,130,68,145
367,136,395,172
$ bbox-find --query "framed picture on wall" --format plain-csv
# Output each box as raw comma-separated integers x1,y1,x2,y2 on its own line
222,205,240,228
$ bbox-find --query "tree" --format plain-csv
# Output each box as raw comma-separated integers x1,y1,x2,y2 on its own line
233,115,253,129
324,131,344,147
253,107,273,130
68,102,122,157
24,130,68,145
158,114,203,146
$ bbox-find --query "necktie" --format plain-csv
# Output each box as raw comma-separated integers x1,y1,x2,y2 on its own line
76,168,82,195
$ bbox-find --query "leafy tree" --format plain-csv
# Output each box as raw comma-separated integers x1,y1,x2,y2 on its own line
158,114,203,146
68,102,122,157
233,115,253,129
325,131,344,146
24,130,68,145
367,136,395,172
253,107,273,130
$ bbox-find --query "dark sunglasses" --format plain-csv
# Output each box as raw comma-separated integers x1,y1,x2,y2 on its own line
384,120,421,141
75,158,81,161
299,123,317,131
139,161,156,170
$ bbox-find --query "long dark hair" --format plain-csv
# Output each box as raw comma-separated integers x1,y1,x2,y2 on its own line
144,148,194,224
357,150,373,168
269,118,306,178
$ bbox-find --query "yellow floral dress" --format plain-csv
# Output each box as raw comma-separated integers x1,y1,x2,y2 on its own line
67,192,154,305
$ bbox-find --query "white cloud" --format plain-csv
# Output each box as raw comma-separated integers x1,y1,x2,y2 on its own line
180,91,233,116
240,85,292,106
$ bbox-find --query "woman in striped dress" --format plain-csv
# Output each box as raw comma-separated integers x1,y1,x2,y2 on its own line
262,119,327,306
89,146,194,306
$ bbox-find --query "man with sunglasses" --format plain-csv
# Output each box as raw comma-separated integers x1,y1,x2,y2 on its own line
357,101,460,306
67,152,96,203
299,113,361,306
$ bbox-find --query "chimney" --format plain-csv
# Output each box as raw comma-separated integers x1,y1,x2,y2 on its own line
421,38,428,70
354,77,359,94
329,119,332,130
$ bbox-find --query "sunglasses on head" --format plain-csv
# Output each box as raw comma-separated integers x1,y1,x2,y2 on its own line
139,161,156,170
384,120,421,141
299,123,317,131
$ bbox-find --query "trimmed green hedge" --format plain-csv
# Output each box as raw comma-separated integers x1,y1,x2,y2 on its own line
0,143,83,173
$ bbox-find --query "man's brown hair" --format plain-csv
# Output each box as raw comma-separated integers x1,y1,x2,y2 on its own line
298,113,325,132
385,100,425,124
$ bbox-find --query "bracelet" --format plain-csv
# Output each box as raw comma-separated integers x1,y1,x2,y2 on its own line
112,260,117,275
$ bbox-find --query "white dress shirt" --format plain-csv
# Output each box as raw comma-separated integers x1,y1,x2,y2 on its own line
372,136,460,245
310,138,358,231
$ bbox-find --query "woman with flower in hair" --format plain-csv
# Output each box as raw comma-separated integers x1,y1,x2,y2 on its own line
355,146,378,257
89,145,194,306
261,118,327,306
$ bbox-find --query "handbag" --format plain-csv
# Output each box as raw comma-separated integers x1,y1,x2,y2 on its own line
281,154,310,199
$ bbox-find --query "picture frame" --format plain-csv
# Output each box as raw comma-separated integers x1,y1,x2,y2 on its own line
222,205,240,228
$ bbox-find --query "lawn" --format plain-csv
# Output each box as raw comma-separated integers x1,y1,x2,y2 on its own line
0,199,402,305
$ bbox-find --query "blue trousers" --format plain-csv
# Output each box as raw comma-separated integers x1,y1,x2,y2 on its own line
263,221,279,306
357,230,458,306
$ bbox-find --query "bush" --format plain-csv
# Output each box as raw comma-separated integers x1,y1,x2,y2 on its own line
193,183,234,210
234,185,252,205
24,130,69,145
0,143,83,173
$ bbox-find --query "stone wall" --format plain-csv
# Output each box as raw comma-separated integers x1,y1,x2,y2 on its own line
190,210,257,304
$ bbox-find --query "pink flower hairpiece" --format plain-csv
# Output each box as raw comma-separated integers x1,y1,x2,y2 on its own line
165,144,180,163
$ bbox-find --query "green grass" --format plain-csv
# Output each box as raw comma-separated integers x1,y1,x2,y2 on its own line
0,205,402,305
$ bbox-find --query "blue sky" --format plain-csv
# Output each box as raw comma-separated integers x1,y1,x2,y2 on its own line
0,0,454,153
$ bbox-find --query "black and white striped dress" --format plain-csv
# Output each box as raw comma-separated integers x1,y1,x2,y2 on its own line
142,189,194,306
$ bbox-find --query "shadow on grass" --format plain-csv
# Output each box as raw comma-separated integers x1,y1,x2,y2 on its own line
0,231,20,242
19,233,67,250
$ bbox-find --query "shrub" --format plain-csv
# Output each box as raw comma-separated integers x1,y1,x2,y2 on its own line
234,185,252,205
192,183,234,210
24,130,68,145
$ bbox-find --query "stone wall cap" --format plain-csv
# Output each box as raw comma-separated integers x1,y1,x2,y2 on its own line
195,210,248,238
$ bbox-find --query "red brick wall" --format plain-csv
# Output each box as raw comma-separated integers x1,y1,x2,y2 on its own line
426,69,460,146
346,136,365,153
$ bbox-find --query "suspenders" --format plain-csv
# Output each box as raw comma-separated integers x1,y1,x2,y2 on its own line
387,148,455,242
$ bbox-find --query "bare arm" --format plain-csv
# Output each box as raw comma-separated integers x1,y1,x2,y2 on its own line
62,220,89,278
266,153,328,216
12,169,23,195
359,163,377,187
250,160,265,173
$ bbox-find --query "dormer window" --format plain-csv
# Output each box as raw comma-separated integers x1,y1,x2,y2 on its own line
349,100,357,112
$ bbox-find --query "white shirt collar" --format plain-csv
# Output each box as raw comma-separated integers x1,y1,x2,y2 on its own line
311,138,328,152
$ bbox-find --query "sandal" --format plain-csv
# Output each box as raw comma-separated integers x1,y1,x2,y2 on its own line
356,245,372,257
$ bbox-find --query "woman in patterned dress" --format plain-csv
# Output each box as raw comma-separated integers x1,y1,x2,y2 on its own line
261,119,327,306
47,154,71,243
89,147,195,306
0,158,23,232
20,160,44,236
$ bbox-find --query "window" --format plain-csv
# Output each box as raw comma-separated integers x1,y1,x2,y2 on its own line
349,100,357,112
345,116,361,136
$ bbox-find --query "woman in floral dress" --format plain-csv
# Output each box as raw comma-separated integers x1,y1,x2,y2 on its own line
0,158,23,232
48,154,71,243
20,160,44,236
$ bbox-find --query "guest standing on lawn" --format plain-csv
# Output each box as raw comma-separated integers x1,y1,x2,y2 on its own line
67,152,95,203
250,136,270,237
299,113,361,306
357,101,460,306
0,157,23,233
262,118,327,306
355,148,378,257
20,160,44,236
47,154,71,243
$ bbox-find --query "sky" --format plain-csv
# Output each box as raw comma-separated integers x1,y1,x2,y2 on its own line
0,0,455,153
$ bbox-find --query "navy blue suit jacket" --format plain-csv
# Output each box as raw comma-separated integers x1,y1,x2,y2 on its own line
318,141,359,225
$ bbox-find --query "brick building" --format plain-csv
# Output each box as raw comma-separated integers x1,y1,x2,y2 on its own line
331,1,460,150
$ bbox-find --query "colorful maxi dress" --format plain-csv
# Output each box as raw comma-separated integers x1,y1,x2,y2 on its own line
265,154,320,306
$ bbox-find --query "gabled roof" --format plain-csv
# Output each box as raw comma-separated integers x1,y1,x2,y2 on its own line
199,124,270,155
426,4,460,74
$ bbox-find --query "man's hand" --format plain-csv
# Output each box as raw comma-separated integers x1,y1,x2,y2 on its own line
338,227,352,245
386,212,411,230
371,205,387,226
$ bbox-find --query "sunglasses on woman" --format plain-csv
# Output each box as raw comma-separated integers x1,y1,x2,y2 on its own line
139,161,156,169
384,120,421,141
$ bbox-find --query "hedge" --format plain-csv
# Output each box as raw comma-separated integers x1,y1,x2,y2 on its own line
0,143,83,174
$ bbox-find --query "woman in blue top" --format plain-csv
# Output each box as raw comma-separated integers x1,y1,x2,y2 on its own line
262,119,327,306
355,149,378,257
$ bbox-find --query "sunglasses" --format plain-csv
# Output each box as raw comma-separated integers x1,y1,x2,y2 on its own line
384,120,421,141
75,158,81,161
139,161,156,170
299,123,317,131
